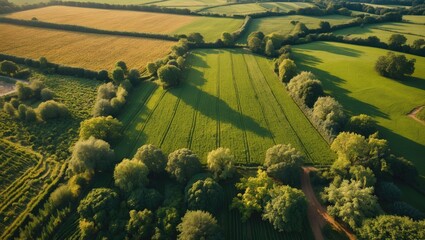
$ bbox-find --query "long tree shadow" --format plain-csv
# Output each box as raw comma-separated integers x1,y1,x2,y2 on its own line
378,126,425,177
169,76,272,138
400,76,425,91
293,52,389,119
295,41,363,57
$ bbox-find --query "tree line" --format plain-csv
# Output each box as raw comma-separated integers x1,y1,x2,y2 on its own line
0,17,179,41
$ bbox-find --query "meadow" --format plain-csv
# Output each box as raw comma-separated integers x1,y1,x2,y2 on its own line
199,2,314,15
153,0,227,9
114,49,334,164
238,15,354,43
363,3,411,9
0,23,174,72
333,22,425,44
404,15,425,24
0,70,100,239
5,6,244,42
292,41,425,177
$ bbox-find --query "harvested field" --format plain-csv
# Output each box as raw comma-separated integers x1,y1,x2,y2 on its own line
0,23,174,71
6,6,243,42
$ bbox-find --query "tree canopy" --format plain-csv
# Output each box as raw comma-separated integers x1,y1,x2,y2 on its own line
185,177,224,213
358,215,425,240
375,52,415,80
177,210,223,240
79,116,122,143
231,169,274,221
262,185,307,232
133,144,167,174
114,158,149,193
323,179,382,229
264,144,304,186
166,148,202,183
69,137,114,174
278,59,297,83
206,147,236,180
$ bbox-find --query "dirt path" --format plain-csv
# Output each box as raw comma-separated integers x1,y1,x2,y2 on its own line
408,106,425,126
301,167,356,240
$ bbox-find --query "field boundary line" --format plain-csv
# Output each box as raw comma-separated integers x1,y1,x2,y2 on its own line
159,88,183,147
121,83,158,132
253,56,315,163
0,17,179,42
242,54,276,145
187,87,202,149
130,90,167,154
230,54,250,163
216,53,221,148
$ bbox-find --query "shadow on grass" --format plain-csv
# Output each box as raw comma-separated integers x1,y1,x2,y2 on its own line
296,41,363,57
293,52,389,119
172,51,272,137
378,126,425,177
400,75,425,91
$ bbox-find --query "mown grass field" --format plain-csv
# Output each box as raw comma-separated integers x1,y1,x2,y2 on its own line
0,23,174,71
153,0,227,8
238,15,354,43
404,15,425,24
364,3,411,9
292,41,425,177
200,2,314,15
115,49,334,164
6,6,243,42
333,22,425,44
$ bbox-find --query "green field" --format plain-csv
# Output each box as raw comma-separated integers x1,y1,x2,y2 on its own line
363,3,411,9
404,15,425,24
172,17,243,42
199,2,314,15
153,0,227,9
115,49,334,164
334,22,425,44
292,42,425,177
238,15,354,43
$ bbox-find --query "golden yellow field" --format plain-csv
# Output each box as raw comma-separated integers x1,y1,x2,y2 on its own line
5,6,244,42
0,23,174,71
6,6,199,33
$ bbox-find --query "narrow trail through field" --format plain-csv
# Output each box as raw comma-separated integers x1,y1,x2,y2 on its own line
301,167,356,240
408,106,425,126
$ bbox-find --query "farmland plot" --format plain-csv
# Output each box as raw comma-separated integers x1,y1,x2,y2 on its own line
0,23,174,72
238,15,354,43
115,49,334,164
292,41,425,176
199,2,314,15
6,6,243,42
334,22,425,44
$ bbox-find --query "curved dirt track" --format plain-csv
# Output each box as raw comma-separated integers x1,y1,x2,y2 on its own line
301,167,356,240
408,106,425,126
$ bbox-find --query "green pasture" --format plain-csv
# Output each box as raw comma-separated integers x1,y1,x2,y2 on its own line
238,15,354,43
292,41,425,177
115,49,334,164
199,2,313,15
404,15,425,24
334,22,425,44
173,17,244,42
363,3,411,9
153,0,227,8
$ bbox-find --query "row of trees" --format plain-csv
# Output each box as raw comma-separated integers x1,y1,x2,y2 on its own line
317,130,425,238
0,60,31,79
